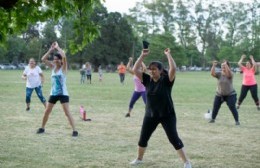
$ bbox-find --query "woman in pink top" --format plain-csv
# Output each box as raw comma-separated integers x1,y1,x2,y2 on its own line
237,55,260,110
125,57,146,117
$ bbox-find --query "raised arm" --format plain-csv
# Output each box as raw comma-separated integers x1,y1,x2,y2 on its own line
164,48,176,82
224,61,232,79
238,55,246,68
55,42,67,73
249,55,257,71
126,57,134,75
133,49,149,81
211,61,218,77
141,62,147,73
41,43,55,69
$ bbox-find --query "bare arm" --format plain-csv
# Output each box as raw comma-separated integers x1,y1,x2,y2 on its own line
41,43,55,69
164,48,176,82
21,74,27,80
250,55,257,71
211,61,218,77
224,62,232,79
238,55,246,67
53,42,67,73
133,49,149,81
141,62,147,73
39,73,44,84
126,57,134,75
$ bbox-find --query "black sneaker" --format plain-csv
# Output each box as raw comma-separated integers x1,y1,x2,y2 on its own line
125,113,130,117
209,119,215,123
72,131,78,137
26,107,30,111
37,128,45,134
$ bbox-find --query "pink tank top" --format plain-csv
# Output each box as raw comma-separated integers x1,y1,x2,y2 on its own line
134,75,146,92
241,66,256,86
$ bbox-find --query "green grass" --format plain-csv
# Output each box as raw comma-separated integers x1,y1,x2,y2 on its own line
0,70,260,168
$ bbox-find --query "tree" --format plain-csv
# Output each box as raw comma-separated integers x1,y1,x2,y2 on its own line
5,36,26,64
83,11,135,68
59,6,136,69
223,2,248,47
145,33,186,67
0,0,102,47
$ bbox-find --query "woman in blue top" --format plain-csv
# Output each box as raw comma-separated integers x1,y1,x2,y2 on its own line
130,48,191,168
37,42,78,137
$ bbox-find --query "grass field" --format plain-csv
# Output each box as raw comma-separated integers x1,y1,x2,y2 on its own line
0,70,259,168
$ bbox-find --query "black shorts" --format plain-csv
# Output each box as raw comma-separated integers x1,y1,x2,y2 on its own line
48,95,69,104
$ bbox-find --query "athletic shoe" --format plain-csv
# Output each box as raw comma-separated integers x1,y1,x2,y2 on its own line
125,113,130,117
130,159,143,166
36,128,45,134
236,105,240,109
26,107,30,111
209,119,215,123
72,131,78,137
236,121,240,126
184,161,192,168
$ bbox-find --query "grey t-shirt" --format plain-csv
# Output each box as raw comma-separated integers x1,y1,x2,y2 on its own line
215,72,236,96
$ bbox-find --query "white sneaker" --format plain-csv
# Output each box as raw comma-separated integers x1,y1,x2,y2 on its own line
184,161,192,168
130,159,143,166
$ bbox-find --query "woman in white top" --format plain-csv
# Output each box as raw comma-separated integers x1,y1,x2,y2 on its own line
22,58,46,111
37,41,78,137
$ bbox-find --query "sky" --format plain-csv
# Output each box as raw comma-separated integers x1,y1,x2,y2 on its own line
103,0,254,14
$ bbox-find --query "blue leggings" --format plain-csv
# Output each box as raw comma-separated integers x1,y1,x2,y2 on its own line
26,86,46,104
212,94,239,122
129,91,146,109
138,115,184,150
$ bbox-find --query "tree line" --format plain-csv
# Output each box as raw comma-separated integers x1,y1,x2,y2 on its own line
0,0,259,70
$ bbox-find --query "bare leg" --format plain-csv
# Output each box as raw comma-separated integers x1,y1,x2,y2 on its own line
61,103,76,131
41,102,55,128
43,102,46,108
130,146,146,165
137,146,146,160
177,147,192,168
177,148,189,163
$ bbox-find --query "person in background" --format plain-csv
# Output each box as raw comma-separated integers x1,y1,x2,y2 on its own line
79,64,86,84
85,62,92,84
117,61,126,85
237,55,260,110
37,41,78,137
125,57,146,117
209,60,240,125
22,58,46,111
130,48,192,168
98,64,103,82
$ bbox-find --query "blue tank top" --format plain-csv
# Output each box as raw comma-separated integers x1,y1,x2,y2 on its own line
50,67,68,96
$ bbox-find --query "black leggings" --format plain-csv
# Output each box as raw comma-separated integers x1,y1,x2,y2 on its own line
212,94,239,122
119,73,125,83
238,84,259,106
86,75,91,83
138,115,184,150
